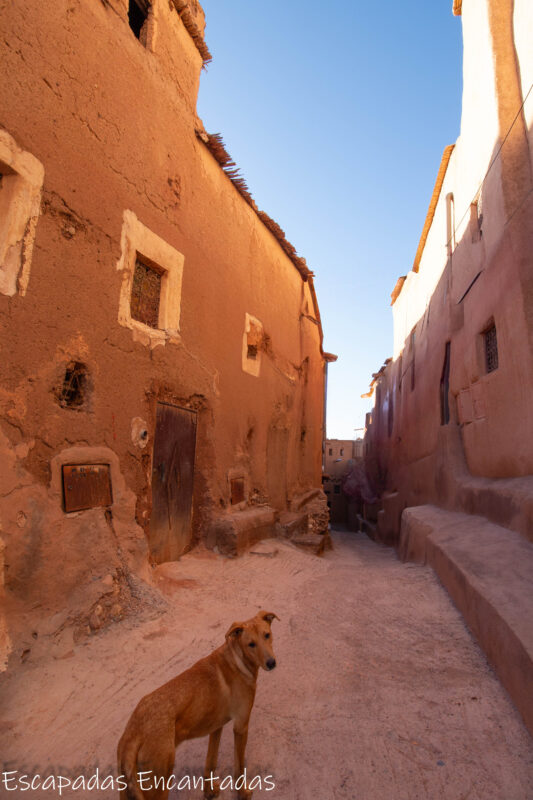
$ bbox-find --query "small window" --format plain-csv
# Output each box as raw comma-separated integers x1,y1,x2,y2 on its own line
328,448,332,456
470,194,483,242
484,324,498,373
334,485,341,494
116,210,184,347
242,314,264,377
129,0,149,40
340,448,344,456
130,257,162,329
57,361,88,409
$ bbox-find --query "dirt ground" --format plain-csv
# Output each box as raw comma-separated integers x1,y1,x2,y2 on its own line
1,528,532,800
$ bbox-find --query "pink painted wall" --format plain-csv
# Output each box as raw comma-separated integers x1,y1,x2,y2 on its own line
366,0,533,540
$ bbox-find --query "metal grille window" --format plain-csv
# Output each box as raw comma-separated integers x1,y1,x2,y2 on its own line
58,361,87,408
130,258,162,328
484,324,498,373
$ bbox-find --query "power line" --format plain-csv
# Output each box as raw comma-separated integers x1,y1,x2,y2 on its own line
446,79,533,250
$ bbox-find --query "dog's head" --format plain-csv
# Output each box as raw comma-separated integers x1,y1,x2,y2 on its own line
225,610,279,672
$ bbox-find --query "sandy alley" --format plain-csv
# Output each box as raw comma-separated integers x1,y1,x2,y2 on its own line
1,529,532,800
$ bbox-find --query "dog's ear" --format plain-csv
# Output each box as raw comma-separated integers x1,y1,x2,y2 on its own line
225,622,244,641
259,611,280,624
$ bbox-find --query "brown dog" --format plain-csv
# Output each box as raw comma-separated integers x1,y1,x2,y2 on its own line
117,610,279,800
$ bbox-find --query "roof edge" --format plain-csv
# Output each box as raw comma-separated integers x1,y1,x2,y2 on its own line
171,0,212,65
412,144,455,275
195,131,332,362
196,130,314,282
390,276,406,306
308,276,334,362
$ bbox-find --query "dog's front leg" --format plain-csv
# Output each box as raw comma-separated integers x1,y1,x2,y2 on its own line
203,728,222,799
233,725,252,800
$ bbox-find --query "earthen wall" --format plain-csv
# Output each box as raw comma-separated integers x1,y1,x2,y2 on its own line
0,0,328,656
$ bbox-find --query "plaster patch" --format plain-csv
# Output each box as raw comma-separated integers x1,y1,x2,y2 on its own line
0,128,44,297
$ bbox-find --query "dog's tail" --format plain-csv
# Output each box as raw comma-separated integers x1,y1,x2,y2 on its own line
118,732,143,800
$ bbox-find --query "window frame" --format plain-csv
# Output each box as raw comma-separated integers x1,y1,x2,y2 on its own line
0,129,44,297
116,210,184,348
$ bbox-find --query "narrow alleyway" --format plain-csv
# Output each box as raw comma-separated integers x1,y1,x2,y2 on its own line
1,530,532,800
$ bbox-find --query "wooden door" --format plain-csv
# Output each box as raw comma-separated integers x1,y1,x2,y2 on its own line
150,403,197,563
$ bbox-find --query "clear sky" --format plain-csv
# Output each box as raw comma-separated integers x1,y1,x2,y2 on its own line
196,1,463,440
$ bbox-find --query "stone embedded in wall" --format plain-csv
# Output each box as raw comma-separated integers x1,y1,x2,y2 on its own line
131,417,149,449
290,489,331,538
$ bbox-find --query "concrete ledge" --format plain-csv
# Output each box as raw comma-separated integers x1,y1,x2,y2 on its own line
207,506,278,557
400,505,533,736
457,475,533,543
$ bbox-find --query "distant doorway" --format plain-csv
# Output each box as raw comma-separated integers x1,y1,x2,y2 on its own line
150,402,197,563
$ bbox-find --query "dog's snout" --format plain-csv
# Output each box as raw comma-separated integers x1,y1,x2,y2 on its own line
266,658,276,670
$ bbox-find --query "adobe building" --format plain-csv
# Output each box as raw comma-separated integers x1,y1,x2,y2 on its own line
323,439,354,523
324,438,361,478
322,439,362,524
365,0,533,734
0,0,333,666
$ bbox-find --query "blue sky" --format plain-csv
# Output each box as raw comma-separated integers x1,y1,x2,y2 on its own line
197,1,463,439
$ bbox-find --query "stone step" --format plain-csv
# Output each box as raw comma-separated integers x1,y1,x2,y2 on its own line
290,530,333,556
457,474,533,544
400,504,533,736
206,506,278,557
278,511,332,556
278,511,308,538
